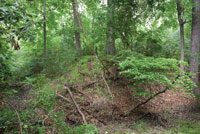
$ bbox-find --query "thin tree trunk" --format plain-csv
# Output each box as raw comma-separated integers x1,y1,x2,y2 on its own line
72,0,82,56
180,24,185,70
105,0,116,55
176,0,185,70
43,0,46,57
190,0,200,95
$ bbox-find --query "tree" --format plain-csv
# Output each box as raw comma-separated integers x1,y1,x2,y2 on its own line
43,0,47,57
176,0,186,70
190,0,200,95
105,0,116,55
72,0,82,56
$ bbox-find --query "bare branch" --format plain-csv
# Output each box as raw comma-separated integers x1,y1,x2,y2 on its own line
65,86,88,124
128,75,180,116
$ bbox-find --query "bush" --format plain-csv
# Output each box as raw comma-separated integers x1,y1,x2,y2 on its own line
112,50,195,97
0,45,12,88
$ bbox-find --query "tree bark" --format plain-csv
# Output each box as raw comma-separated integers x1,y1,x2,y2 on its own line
190,0,200,95
43,0,46,57
176,0,185,70
105,0,116,55
72,0,82,56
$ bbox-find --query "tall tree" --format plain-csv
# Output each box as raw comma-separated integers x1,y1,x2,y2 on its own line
72,0,82,56
190,0,200,95
176,0,186,70
43,0,47,56
105,0,116,55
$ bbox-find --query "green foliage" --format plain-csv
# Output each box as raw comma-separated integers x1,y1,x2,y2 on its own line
169,120,200,134
113,50,195,97
0,103,42,134
0,54,12,88
69,124,98,134
32,84,55,111
0,105,18,134
49,112,70,134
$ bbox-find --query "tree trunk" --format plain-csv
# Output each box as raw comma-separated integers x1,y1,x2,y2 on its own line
43,0,46,57
190,0,200,95
105,0,116,55
72,0,82,56
180,24,185,70
176,0,185,70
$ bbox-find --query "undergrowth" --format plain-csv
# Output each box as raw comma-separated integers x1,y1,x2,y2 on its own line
111,50,195,97
0,54,198,134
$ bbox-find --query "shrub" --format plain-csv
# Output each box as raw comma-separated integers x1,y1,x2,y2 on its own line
112,50,195,97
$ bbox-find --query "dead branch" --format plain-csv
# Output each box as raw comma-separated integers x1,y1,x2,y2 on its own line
56,87,106,125
82,109,107,125
82,80,100,89
56,93,71,103
128,75,180,116
65,86,88,124
56,90,106,125
66,84,90,98
4,102,23,134
133,113,151,123
102,73,113,99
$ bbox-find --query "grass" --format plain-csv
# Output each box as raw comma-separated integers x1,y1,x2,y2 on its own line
169,120,200,134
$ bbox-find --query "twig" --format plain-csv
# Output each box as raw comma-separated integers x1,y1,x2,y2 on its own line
101,73,115,121
56,93,71,103
65,84,90,98
65,86,88,124
82,80,100,89
4,102,23,134
133,113,151,122
56,92,106,125
102,73,113,99
82,109,107,125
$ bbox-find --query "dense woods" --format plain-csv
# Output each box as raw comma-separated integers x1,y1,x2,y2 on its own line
1,0,200,134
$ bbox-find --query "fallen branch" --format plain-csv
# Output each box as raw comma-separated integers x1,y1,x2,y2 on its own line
128,75,180,116
56,93,71,103
102,73,115,121
56,90,106,125
82,109,107,125
133,113,151,123
102,73,113,99
66,84,90,98
82,80,100,89
4,102,23,134
65,86,88,124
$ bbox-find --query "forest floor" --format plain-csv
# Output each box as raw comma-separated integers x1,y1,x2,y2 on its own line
2,56,200,134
